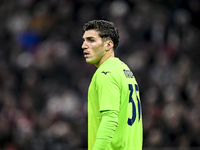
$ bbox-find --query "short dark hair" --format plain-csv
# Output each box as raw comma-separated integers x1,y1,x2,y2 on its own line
83,20,119,50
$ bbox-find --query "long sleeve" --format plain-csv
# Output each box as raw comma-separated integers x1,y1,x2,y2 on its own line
92,110,118,150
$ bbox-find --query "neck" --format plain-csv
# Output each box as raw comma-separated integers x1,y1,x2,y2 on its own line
95,50,115,68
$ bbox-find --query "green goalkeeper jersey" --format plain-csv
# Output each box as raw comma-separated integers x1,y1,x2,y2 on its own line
88,57,143,150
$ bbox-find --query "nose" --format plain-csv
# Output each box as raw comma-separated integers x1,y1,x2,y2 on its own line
82,40,88,50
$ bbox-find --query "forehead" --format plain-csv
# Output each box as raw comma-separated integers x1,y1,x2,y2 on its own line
83,30,100,39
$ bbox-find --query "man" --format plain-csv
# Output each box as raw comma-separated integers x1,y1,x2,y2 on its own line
82,20,143,150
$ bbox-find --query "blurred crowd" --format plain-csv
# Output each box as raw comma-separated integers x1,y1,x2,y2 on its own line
0,0,200,149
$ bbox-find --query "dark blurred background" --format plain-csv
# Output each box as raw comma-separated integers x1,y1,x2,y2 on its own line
0,0,200,150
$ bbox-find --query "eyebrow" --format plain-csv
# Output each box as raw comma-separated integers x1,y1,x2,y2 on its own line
83,36,95,40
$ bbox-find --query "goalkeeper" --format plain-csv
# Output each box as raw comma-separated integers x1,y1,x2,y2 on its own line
82,20,143,150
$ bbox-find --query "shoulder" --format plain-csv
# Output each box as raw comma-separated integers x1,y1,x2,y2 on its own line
98,57,123,72
95,58,123,82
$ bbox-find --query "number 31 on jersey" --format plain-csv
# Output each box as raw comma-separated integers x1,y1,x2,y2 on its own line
128,84,141,126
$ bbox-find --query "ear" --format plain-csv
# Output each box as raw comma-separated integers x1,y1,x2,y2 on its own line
105,40,114,51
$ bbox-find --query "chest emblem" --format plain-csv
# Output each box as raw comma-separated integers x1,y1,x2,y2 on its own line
101,71,111,75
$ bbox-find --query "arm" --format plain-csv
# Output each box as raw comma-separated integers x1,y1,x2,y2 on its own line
92,110,118,150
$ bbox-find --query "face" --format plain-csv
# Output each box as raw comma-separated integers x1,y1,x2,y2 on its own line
82,30,106,67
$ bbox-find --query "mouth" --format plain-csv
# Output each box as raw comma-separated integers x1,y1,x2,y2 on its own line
84,51,90,58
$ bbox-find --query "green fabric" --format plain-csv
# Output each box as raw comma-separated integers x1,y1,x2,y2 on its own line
88,57,143,150
92,110,118,150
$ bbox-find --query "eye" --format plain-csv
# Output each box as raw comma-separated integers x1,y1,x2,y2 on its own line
89,39,95,42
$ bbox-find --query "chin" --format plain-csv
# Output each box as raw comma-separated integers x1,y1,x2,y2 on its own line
86,59,93,64
87,61,94,64
86,59,96,64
